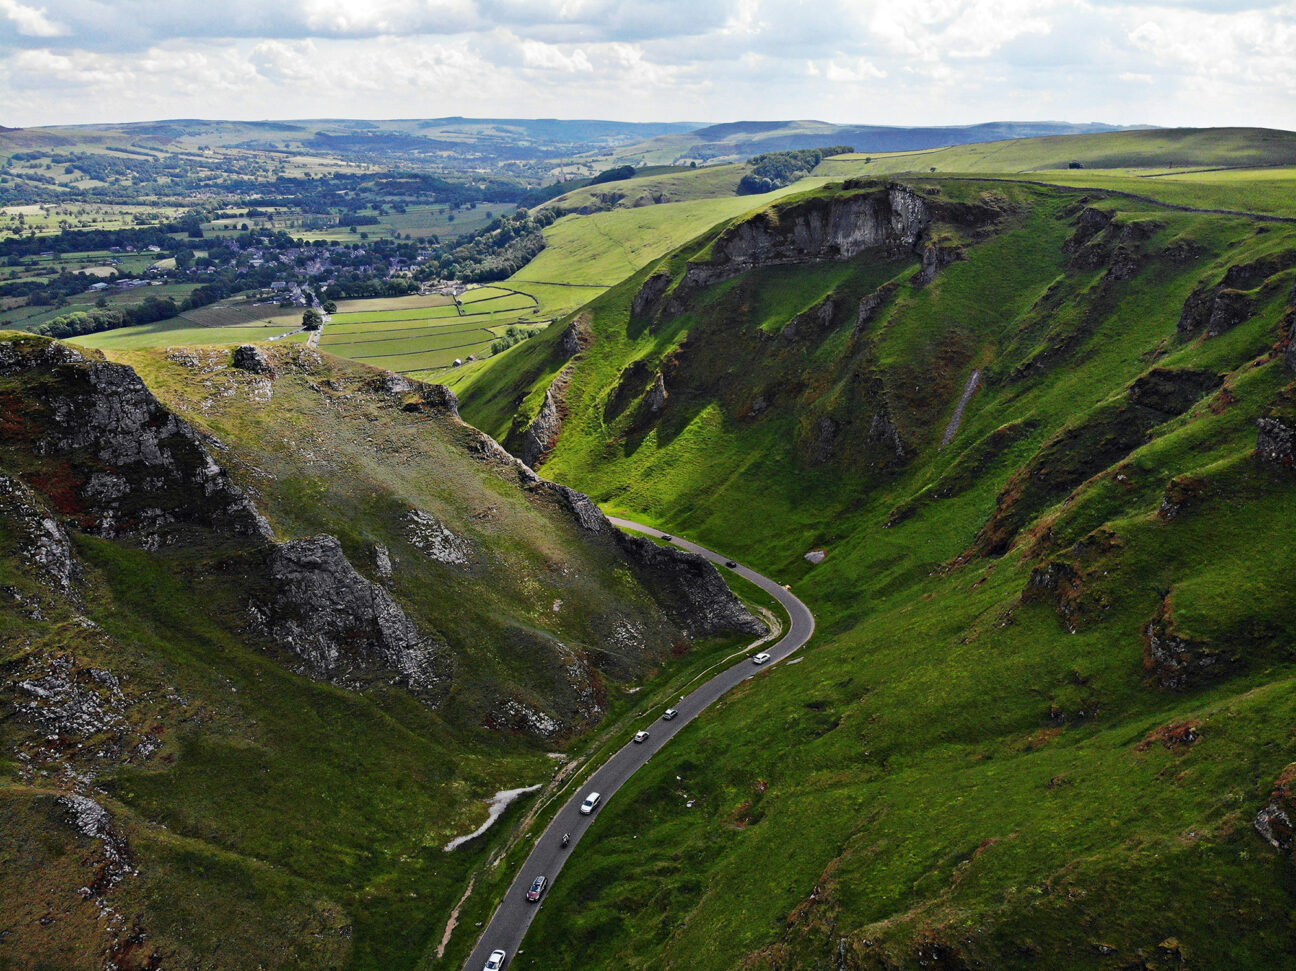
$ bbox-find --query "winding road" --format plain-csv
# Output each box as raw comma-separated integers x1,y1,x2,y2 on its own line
461,518,816,970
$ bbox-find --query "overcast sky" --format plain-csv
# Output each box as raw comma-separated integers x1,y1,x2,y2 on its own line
2,0,1293,129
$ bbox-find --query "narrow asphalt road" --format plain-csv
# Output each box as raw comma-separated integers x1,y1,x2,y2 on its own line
461,518,816,970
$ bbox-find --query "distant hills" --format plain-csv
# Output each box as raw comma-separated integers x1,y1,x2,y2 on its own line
0,116,1146,166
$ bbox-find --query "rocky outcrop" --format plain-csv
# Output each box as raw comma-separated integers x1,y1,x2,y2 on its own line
808,416,839,464
1256,763,1296,858
783,297,837,342
1179,254,1296,338
1257,417,1295,466
0,335,271,544
542,481,610,533
855,282,897,333
613,532,767,639
407,383,460,417
604,360,653,422
644,372,669,414
632,272,672,319
1284,284,1296,372
520,385,563,467
406,509,473,565
519,366,574,468
232,344,273,376
528,477,765,639
916,242,965,285
1143,595,1226,690
868,407,908,463
679,185,933,297
0,472,77,594
1063,206,1114,252
558,316,591,358
249,535,445,695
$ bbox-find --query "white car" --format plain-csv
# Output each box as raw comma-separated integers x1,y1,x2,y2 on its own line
752,652,771,665
484,949,507,971
661,708,678,721
580,791,601,814
633,730,650,743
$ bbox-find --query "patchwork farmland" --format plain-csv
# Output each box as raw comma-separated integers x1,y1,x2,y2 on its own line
318,284,548,374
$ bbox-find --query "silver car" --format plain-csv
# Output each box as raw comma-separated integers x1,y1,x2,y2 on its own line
484,949,507,970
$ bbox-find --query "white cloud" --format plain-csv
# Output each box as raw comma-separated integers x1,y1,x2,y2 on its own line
0,0,64,36
520,39,594,73
824,58,887,82
0,0,1294,128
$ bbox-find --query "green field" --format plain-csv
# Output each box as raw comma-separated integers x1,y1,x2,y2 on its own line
329,304,464,324
818,126,1296,176
545,165,750,212
177,303,303,329
333,293,456,313
74,319,305,351
205,202,506,243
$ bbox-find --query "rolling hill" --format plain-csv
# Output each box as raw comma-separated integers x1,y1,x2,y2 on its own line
454,170,1296,968
0,334,764,969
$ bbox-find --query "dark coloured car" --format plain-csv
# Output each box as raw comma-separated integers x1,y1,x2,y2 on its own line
724,560,737,568
661,534,673,541
526,875,547,902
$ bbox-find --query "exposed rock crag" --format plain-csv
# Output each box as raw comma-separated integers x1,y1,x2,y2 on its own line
250,534,446,695
0,336,271,544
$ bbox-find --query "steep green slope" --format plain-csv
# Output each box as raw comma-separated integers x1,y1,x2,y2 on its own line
0,335,763,969
458,177,1296,968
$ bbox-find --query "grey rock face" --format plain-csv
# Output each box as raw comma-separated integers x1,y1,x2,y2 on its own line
1255,765,1296,857
521,382,564,468
679,185,932,298
1284,284,1296,372
644,372,669,414
1257,417,1295,466
917,242,964,285
544,482,610,534
1175,253,1295,337
809,416,839,464
868,408,908,463
374,543,393,580
614,532,767,639
632,272,672,319
250,535,444,695
558,317,590,358
419,384,460,417
1,339,271,543
406,509,473,565
0,472,77,593
1063,207,1115,252
855,283,897,333
232,344,273,375
1143,597,1225,690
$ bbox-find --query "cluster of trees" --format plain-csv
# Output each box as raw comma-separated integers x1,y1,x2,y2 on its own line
321,277,417,301
737,146,855,195
0,224,181,258
34,295,178,340
489,324,540,355
418,209,557,282
589,165,637,186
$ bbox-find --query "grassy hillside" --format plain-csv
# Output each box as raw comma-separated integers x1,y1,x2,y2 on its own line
457,176,1296,968
819,126,1296,174
0,336,761,969
592,120,1139,168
